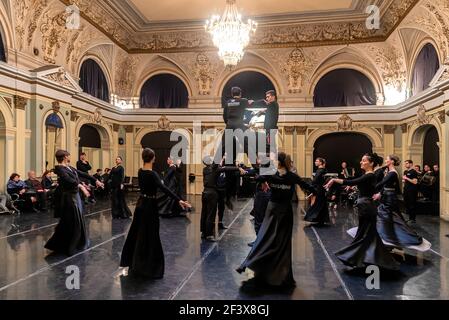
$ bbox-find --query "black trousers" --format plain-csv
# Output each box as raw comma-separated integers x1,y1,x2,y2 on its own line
217,188,226,224
201,189,218,237
404,188,418,221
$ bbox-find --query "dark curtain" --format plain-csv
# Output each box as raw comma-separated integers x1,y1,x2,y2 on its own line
79,125,101,155
140,74,188,108
313,133,373,175
411,44,440,96
423,126,439,167
0,30,6,62
314,69,376,107
79,59,110,103
221,71,275,103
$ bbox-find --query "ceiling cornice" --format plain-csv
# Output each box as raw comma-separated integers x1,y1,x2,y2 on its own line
60,0,419,53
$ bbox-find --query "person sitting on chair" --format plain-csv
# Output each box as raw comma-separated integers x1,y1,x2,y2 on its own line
25,171,49,212
7,173,39,213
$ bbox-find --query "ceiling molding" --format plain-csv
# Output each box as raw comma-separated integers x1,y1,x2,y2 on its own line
60,0,419,53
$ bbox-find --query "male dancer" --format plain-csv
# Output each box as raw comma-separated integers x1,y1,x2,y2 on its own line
252,90,279,154
403,159,419,225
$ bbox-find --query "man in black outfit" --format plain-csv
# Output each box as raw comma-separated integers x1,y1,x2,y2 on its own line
221,87,256,165
403,159,419,225
252,90,279,154
76,152,95,203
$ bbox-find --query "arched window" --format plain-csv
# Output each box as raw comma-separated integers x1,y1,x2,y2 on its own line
314,69,376,107
0,26,6,62
79,59,110,102
411,43,440,96
222,71,275,102
140,74,189,108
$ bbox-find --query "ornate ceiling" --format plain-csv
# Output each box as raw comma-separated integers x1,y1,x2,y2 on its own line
61,0,419,53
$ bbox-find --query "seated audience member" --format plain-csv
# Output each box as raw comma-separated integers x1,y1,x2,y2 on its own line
25,171,49,211
7,173,39,212
432,164,440,202
93,169,104,182
42,170,58,190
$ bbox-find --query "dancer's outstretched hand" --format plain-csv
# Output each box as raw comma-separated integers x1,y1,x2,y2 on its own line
96,180,105,189
179,200,192,210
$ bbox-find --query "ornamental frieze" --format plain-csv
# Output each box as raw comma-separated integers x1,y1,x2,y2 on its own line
58,0,419,53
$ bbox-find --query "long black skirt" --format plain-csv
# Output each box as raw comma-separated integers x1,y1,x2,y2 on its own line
304,189,330,224
111,187,132,219
336,197,399,271
377,192,423,247
237,201,295,287
120,197,164,278
45,192,88,256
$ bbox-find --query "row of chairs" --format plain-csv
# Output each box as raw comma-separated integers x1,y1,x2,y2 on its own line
123,177,140,193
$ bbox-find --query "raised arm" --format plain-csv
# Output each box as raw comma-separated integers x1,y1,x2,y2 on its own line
76,169,97,185
152,171,182,201
293,174,315,194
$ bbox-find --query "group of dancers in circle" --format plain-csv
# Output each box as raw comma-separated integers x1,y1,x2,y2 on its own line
43,85,432,288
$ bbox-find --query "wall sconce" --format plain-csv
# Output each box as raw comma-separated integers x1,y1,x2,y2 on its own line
189,173,196,183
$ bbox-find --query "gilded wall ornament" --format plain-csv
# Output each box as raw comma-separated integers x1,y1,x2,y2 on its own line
280,48,313,94
89,108,103,124
13,95,28,110
192,53,217,96
337,114,354,131
416,105,431,126
40,10,71,64
157,115,171,130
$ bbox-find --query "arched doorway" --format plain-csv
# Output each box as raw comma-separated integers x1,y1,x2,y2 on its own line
411,43,440,96
44,112,64,170
79,59,110,102
139,74,189,108
78,124,104,173
423,126,439,168
313,132,373,175
141,131,187,192
314,69,377,107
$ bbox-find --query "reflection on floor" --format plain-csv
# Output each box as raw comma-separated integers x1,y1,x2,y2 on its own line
0,194,448,300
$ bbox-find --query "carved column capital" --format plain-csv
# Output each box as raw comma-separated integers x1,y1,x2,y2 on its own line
438,110,446,124
13,95,28,110
70,111,80,122
284,126,295,134
112,124,120,132
124,125,134,133
295,126,307,135
384,125,397,134
400,124,408,133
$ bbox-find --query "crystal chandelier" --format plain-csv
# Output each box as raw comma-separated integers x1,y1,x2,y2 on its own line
205,0,257,67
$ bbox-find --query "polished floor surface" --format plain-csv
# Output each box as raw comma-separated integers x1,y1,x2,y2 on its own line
0,194,448,300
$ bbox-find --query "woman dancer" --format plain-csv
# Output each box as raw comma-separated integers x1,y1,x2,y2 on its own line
325,154,399,271
158,157,186,217
107,156,132,219
237,152,316,287
45,150,104,256
304,158,330,226
372,156,430,251
120,148,191,278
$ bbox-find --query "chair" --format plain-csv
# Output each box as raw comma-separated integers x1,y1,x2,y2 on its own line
131,177,140,192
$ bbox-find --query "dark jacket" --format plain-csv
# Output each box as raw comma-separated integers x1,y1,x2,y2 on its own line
223,97,249,130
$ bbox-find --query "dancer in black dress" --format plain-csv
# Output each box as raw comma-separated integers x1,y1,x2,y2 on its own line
237,152,316,287
107,156,132,219
158,158,186,217
374,156,430,251
325,153,399,271
120,148,191,278
304,158,330,226
45,150,104,256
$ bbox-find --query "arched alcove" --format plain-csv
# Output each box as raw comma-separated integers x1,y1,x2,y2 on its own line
411,43,440,96
313,69,377,107
421,126,440,167
221,71,276,102
78,124,104,173
313,132,373,174
141,131,188,190
79,59,110,102
139,74,189,108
